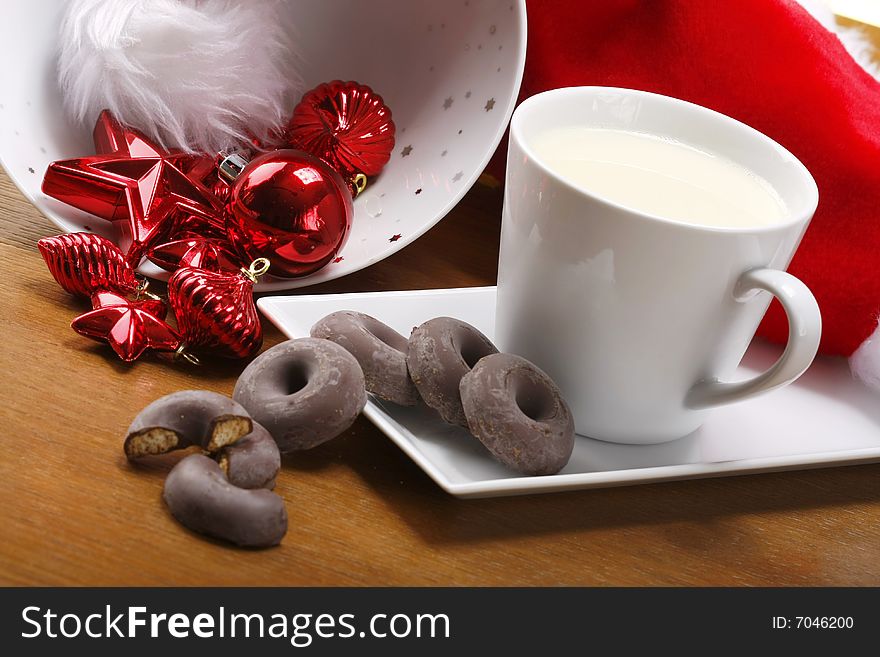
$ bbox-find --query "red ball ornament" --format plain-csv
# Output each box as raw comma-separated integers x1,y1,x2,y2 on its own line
38,232,139,297
167,258,269,358
285,80,395,179
221,150,353,278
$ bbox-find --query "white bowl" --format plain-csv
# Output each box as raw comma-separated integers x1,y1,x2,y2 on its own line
0,0,526,291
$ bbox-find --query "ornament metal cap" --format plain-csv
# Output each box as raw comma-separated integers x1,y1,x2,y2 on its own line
217,151,249,184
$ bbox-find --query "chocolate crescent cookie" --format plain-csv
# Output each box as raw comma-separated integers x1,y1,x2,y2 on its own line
460,353,574,475
406,317,498,427
233,338,367,452
311,311,419,406
163,454,287,548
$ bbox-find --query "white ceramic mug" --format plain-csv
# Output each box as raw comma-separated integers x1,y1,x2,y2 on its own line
496,87,822,444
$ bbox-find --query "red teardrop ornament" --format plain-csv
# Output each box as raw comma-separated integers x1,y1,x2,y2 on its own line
167,260,268,358
38,232,139,297
285,80,395,179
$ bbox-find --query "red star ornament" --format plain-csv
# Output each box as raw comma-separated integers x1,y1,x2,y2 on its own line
42,111,225,264
71,290,180,362
89,289,168,320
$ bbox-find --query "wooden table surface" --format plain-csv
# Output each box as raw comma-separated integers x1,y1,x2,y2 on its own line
1,168,879,586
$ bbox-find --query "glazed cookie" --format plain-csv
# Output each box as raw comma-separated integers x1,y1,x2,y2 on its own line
218,421,281,490
460,353,574,475
124,390,252,459
233,338,367,452
406,317,498,427
310,311,419,406
163,454,287,548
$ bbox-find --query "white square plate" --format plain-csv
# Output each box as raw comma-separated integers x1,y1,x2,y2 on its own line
259,287,880,498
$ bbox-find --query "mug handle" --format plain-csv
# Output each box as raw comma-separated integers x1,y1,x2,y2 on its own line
686,267,821,410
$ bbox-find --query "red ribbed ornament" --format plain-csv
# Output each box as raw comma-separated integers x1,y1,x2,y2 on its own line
167,258,269,359
38,232,139,297
285,80,395,179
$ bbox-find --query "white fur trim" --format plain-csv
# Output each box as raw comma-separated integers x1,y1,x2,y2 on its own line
795,0,880,80
58,0,298,153
834,23,880,80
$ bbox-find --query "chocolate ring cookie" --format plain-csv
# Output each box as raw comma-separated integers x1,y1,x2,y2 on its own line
406,317,498,426
460,353,574,475
124,390,252,459
163,454,287,548
310,311,419,406
233,338,367,452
